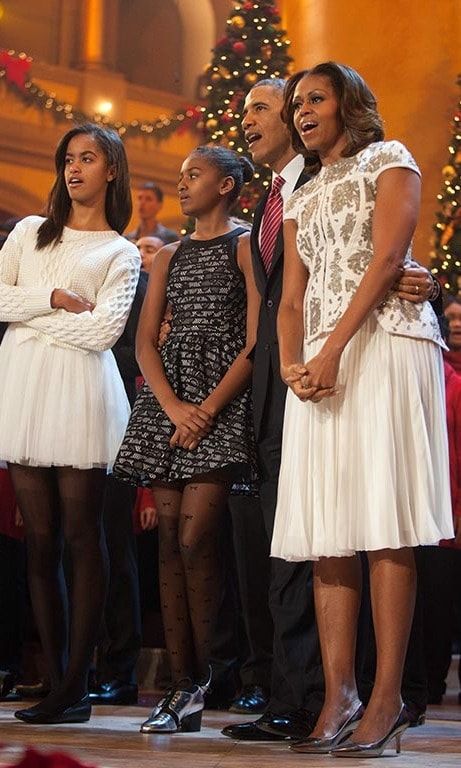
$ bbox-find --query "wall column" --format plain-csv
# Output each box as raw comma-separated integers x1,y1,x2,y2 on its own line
282,0,461,263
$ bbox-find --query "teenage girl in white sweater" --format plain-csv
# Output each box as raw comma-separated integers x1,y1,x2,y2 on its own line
0,123,140,724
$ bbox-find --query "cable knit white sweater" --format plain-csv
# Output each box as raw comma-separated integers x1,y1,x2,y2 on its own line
0,216,140,352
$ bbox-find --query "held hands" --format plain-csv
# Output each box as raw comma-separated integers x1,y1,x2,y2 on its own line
51,288,95,314
282,348,340,403
165,398,214,451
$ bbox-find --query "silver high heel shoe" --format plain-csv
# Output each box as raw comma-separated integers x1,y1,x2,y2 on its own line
331,705,410,758
290,702,364,754
140,669,211,734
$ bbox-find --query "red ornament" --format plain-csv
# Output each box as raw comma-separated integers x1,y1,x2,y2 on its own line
0,50,31,89
232,41,247,55
243,2,254,9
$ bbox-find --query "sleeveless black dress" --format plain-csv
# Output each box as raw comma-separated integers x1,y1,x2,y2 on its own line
113,228,256,488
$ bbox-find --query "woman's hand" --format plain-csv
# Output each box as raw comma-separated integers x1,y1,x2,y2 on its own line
51,288,95,314
280,362,306,386
165,399,214,449
296,348,341,403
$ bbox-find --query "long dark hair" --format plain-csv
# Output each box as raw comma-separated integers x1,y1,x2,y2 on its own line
282,62,385,174
189,145,253,206
37,123,132,249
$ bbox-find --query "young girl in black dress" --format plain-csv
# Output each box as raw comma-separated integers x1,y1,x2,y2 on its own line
114,146,259,733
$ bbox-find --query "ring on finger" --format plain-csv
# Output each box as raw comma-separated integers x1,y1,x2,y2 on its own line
415,285,419,294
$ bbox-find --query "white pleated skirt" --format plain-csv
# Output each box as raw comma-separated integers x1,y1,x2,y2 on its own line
271,315,453,562
0,327,130,470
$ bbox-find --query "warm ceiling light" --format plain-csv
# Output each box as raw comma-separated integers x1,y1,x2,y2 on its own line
96,100,113,115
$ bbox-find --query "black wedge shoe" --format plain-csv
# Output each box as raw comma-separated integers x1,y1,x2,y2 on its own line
331,705,410,758
14,694,91,724
290,703,364,754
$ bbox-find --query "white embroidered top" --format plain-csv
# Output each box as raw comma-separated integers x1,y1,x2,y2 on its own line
284,140,444,347
0,215,140,353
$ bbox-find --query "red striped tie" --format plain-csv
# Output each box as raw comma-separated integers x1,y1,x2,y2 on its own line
260,175,285,273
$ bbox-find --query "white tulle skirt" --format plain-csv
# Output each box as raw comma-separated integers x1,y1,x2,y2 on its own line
271,316,453,562
0,327,130,470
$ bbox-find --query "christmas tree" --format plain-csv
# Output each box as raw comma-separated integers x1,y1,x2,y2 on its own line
197,1,292,220
430,75,461,297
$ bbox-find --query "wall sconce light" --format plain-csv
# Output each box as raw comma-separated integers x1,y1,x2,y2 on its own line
96,99,113,116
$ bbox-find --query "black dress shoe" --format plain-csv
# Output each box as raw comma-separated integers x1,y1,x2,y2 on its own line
88,680,138,705
0,670,20,701
258,708,317,739
229,685,269,714
14,681,50,699
221,713,288,741
14,694,91,724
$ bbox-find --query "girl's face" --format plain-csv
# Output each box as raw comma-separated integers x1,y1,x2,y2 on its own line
64,133,115,208
292,74,347,164
177,154,234,217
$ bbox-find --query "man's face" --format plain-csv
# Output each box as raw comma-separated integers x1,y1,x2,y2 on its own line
242,85,294,173
136,236,163,272
444,301,461,350
136,189,162,221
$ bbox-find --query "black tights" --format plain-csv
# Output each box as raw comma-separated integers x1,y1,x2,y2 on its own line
9,464,107,707
154,477,228,685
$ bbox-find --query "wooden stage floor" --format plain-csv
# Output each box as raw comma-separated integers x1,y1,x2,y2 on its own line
0,697,460,768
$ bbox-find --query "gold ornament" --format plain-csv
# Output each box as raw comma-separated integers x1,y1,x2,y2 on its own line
206,118,218,130
443,164,456,179
244,72,258,85
211,72,221,83
231,15,246,29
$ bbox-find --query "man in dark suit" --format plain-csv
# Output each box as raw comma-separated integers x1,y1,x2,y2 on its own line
89,270,148,705
222,78,323,741
222,78,436,741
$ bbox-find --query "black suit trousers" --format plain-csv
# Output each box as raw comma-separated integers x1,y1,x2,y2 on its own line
96,476,142,684
257,366,324,715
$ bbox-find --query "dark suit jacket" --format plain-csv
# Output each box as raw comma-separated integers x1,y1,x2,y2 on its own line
112,270,148,406
251,168,311,440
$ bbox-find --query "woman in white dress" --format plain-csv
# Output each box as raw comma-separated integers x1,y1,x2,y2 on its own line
0,124,139,723
272,62,453,757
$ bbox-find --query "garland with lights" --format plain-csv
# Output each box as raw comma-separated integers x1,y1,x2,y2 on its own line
0,49,204,141
430,74,461,297
197,0,292,219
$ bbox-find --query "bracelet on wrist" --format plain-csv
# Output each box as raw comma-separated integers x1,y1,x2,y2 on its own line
428,275,441,302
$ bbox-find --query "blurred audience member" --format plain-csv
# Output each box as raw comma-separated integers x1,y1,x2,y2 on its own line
126,182,179,244
444,297,461,373
0,465,25,701
136,235,164,273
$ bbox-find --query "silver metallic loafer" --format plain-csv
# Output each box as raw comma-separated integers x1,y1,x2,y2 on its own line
140,670,211,734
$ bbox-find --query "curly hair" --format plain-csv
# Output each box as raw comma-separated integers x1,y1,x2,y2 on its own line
282,62,384,173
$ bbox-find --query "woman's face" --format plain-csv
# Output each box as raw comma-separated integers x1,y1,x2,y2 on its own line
64,133,115,207
178,154,232,217
292,74,347,164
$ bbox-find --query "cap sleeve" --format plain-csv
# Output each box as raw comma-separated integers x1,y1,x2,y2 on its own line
283,187,302,222
366,140,421,182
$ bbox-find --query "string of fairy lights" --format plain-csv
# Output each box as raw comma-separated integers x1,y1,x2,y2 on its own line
0,50,204,141
430,83,461,293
